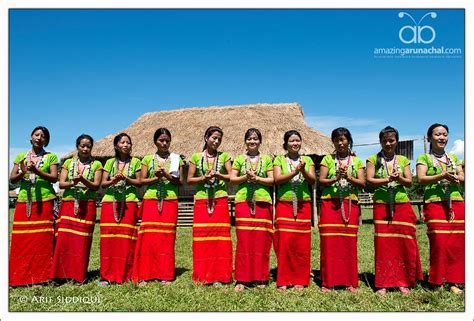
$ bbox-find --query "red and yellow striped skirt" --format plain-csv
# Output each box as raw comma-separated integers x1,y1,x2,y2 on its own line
319,198,359,288
373,202,423,288
132,199,178,282
50,200,96,283
234,201,273,283
100,201,139,283
423,201,464,285
9,200,55,286
192,197,233,284
274,200,312,287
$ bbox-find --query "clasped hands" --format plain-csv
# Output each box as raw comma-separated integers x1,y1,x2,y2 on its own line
203,169,220,183
441,170,460,184
20,160,40,176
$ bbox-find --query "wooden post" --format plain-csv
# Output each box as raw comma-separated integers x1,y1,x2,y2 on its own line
312,182,318,227
272,186,276,227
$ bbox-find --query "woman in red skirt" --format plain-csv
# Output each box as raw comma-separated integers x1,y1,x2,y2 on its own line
99,133,141,285
416,123,464,295
230,128,274,292
51,134,103,284
366,126,423,295
9,126,58,286
187,126,233,285
132,128,183,286
273,130,315,292
319,127,365,293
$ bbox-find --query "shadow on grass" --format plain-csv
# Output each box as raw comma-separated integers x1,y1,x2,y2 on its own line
175,267,190,278
86,269,101,283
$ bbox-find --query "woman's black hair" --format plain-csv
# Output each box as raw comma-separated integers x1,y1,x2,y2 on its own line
331,127,353,150
76,134,94,148
30,126,51,147
153,128,172,144
375,126,400,174
379,126,399,143
113,132,132,158
282,130,302,150
203,126,224,151
427,123,449,152
244,128,262,142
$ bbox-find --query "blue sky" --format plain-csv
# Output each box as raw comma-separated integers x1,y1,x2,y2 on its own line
9,9,465,166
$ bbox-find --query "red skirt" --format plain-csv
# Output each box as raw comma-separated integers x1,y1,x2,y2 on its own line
9,200,55,286
192,197,233,284
100,201,139,283
50,200,96,283
234,201,273,283
274,201,312,287
373,202,423,288
424,201,464,285
132,199,178,282
319,198,359,288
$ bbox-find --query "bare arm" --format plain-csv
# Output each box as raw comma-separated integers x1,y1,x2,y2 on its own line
301,163,316,185
187,162,205,185
215,160,231,182
318,164,338,186
31,163,58,183
10,163,25,184
348,167,365,188
59,167,74,189
229,168,247,185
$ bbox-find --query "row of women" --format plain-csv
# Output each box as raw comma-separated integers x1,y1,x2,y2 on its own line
9,123,464,295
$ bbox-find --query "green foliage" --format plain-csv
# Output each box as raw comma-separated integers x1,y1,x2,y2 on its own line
8,208,464,312
406,176,424,200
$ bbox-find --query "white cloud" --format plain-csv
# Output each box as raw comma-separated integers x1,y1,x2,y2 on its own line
450,139,464,158
305,115,383,136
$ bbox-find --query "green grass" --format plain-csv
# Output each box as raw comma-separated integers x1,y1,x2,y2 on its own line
8,207,464,312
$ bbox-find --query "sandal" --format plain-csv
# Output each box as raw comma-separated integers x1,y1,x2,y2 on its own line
376,288,387,296
399,287,410,295
212,282,223,287
234,284,246,293
97,280,110,287
321,287,331,294
346,286,358,293
450,286,463,295
277,286,287,293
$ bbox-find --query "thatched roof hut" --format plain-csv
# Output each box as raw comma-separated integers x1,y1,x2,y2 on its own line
64,103,333,161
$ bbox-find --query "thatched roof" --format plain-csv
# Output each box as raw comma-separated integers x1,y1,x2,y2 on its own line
63,103,333,161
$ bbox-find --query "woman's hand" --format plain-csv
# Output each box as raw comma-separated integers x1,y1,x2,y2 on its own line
246,170,258,183
445,171,460,184
389,170,400,182
26,161,40,174
20,160,28,175
296,160,305,173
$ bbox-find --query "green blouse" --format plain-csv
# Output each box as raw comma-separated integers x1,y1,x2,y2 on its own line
416,153,463,203
14,151,58,202
366,153,410,203
189,151,231,200
273,155,314,202
232,154,273,204
101,157,141,202
62,158,103,201
320,154,364,201
142,154,184,200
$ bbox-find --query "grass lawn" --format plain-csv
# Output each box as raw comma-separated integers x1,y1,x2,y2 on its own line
8,207,464,312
